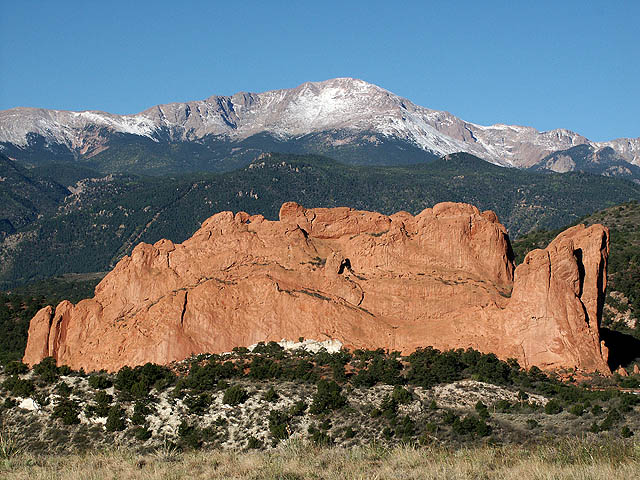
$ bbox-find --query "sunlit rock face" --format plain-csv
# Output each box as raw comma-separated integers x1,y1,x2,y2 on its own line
24,201,610,374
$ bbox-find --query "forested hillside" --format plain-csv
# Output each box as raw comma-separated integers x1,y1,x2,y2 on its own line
3,152,640,289
0,154,69,238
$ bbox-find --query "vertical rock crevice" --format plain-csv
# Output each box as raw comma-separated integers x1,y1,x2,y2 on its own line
573,248,585,299
180,292,188,328
573,247,590,326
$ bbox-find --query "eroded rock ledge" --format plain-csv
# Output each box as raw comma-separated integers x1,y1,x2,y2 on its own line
24,202,610,373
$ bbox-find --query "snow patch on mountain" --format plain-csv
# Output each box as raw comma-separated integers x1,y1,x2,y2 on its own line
0,78,638,168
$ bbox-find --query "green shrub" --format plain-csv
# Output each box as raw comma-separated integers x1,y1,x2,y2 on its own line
310,380,346,414
115,363,174,398
618,376,640,388
617,393,640,412
222,385,248,405
252,341,284,357
343,425,356,439
569,404,585,416
392,386,413,405
268,409,291,440
621,426,634,438
282,358,318,383
379,395,399,421
308,426,333,445
495,399,512,413
442,410,458,425
33,357,60,384
185,392,212,414
185,359,237,392
248,357,282,380
95,391,113,405
263,387,279,402
4,361,28,375
52,398,80,425
319,418,332,431
425,422,437,433
134,426,152,441
475,401,490,419
396,415,416,439
55,381,72,397
131,401,151,425
331,361,347,383
599,408,622,431
88,374,112,389
544,400,563,415
34,392,50,407
452,415,492,437
87,390,113,417
352,351,404,387
290,400,307,416
2,376,35,397
247,436,262,449
177,421,202,449
105,405,127,432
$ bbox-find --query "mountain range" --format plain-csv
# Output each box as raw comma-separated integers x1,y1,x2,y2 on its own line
1,78,638,177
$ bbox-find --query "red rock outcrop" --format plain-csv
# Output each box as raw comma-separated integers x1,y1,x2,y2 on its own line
23,202,611,373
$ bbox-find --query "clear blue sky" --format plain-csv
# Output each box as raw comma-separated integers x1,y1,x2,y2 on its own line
1,1,638,141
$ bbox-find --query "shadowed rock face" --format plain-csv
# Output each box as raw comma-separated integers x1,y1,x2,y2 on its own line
23,202,610,373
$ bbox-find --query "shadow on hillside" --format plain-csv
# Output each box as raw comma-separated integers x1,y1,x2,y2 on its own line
600,328,640,370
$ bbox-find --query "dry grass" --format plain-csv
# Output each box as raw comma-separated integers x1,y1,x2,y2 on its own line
1,438,639,480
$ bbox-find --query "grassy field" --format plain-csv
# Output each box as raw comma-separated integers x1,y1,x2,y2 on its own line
2,438,639,480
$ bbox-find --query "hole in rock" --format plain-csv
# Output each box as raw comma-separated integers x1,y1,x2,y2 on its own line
338,258,351,275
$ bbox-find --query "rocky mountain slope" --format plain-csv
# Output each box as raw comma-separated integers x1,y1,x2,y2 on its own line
532,145,640,180
1,78,638,175
23,201,610,373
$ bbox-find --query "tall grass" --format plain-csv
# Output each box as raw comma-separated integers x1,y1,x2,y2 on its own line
0,427,23,460
1,438,639,479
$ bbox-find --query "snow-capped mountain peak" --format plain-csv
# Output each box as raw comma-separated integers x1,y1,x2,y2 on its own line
0,78,638,169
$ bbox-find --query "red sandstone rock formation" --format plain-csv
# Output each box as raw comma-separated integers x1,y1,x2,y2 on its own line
23,202,611,373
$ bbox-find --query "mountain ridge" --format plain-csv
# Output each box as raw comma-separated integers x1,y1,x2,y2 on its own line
2,78,638,174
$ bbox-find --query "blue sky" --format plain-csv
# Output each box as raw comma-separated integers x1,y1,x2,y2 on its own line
1,1,638,141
